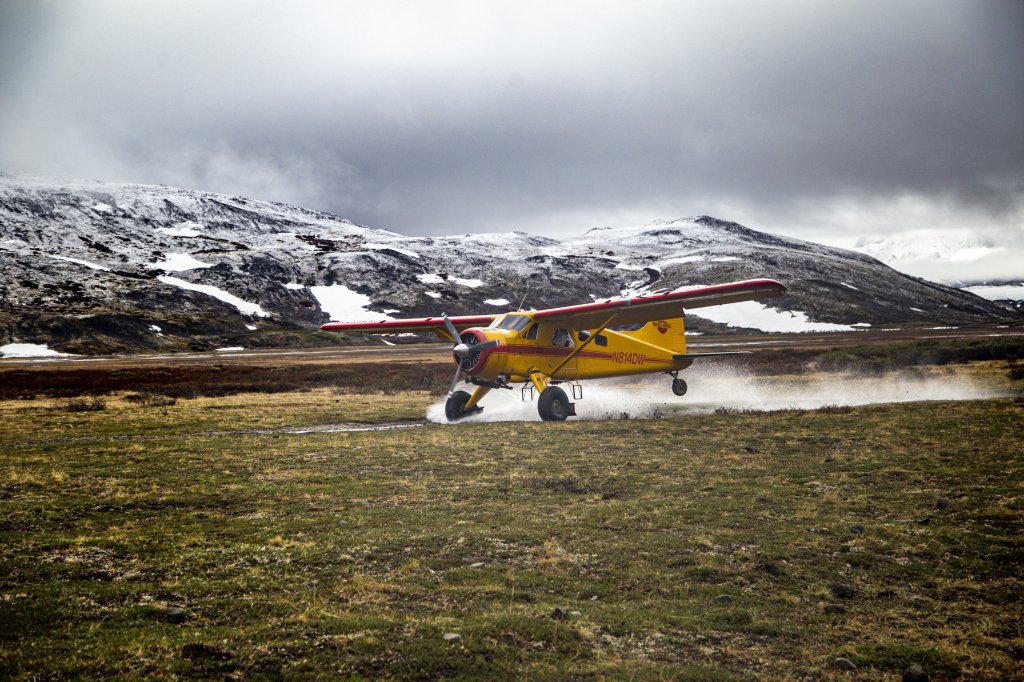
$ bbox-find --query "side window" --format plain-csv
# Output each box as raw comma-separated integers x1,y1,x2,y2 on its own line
594,334,608,347
551,328,574,348
525,323,539,340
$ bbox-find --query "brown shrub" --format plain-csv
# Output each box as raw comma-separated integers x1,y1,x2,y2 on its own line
59,397,107,412
123,392,177,407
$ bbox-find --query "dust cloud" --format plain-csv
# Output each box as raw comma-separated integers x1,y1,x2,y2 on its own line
426,363,1004,423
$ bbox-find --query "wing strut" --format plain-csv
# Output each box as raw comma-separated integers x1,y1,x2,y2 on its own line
548,315,617,377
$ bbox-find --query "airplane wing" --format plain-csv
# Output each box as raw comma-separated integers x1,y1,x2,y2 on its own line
320,314,497,335
532,278,786,330
319,279,785,336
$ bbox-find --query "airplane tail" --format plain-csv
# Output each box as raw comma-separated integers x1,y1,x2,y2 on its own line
625,316,687,354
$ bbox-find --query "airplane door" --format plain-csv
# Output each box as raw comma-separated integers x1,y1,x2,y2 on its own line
549,327,578,378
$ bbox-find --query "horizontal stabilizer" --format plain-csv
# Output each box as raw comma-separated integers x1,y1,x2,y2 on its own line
672,352,750,359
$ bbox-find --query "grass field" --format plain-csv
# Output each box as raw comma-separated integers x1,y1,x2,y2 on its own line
1,356,1022,679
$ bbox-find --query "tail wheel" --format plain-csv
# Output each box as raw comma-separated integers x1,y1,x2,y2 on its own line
538,386,574,421
445,390,473,421
672,378,688,396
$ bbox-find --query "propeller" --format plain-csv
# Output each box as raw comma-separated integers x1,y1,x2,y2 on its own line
442,313,499,396
444,314,465,396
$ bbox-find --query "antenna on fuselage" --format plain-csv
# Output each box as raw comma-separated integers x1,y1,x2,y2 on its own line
516,292,528,311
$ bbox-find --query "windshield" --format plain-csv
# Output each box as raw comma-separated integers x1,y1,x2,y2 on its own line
493,314,532,333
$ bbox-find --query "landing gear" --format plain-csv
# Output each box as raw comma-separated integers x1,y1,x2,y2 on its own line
445,390,481,422
538,386,576,421
671,377,688,396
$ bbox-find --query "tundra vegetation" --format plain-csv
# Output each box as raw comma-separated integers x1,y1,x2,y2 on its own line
0,339,1021,679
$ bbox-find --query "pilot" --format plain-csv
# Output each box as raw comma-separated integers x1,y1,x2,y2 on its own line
552,328,574,348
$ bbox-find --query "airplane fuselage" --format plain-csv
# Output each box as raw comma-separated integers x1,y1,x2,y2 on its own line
453,314,693,384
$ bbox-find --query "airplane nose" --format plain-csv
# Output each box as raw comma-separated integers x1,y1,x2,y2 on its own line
452,343,472,359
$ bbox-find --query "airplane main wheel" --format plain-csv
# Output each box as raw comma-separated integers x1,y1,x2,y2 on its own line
672,378,688,396
445,390,473,421
538,386,572,421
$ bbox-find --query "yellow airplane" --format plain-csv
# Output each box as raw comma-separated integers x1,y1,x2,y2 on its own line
322,278,786,421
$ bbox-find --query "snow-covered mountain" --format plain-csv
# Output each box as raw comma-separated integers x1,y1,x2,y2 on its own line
0,174,1013,355
855,232,1001,270
854,231,1024,303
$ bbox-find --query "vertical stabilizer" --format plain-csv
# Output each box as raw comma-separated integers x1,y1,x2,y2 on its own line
626,317,687,354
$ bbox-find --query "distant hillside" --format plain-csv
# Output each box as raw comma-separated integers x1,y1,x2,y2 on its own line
0,174,1013,355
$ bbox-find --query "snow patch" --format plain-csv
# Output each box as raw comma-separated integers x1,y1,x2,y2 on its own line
364,243,420,259
1,343,74,358
425,291,442,299
658,255,704,267
149,253,214,271
689,300,858,333
91,203,114,213
245,324,257,331
309,284,393,322
149,324,162,332
215,347,244,352
283,282,305,290
158,222,203,237
415,273,483,287
49,255,110,271
841,282,859,291
157,275,269,316
711,256,740,262
484,298,510,306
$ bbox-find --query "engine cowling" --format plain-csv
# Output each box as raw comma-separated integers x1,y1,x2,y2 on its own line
452,328,501,375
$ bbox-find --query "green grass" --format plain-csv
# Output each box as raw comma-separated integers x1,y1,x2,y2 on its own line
1,388,1022,679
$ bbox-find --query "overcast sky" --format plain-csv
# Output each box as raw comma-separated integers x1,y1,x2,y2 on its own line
1,0,1022,276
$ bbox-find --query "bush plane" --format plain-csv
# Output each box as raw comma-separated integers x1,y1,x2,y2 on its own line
322,278,786,422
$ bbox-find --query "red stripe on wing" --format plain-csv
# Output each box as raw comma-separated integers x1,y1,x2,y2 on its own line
532,279,786,320
321,315,496,333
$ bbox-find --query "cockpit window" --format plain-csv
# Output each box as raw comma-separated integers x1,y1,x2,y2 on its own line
493,314,532,333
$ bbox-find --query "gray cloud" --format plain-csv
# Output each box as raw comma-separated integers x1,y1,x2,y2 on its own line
1,0,1021,250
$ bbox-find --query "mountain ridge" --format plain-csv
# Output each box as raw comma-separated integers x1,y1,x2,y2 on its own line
0,174,1014,355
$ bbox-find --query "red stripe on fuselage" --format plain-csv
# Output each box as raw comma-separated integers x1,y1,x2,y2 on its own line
493,344,675,365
